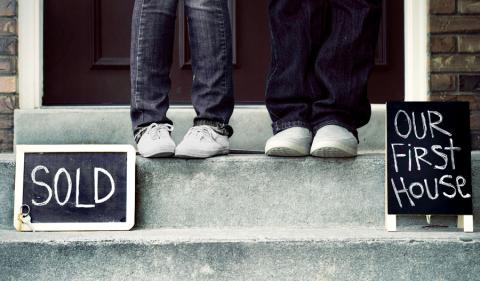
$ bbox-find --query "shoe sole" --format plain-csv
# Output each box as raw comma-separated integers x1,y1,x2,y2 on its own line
310,141,357,158
265,147,309,157
142,151,175,158
265,138,310,157
138,146,176,158
175,149,230,159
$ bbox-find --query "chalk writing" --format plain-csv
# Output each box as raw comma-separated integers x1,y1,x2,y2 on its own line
30,166,116,208
387,102,472,215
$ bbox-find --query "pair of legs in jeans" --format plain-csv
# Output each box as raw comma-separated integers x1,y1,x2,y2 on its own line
265,0,382,157
131,0,233,158
131,0,382,158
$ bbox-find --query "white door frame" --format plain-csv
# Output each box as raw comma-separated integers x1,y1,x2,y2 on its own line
18,0,429,109
404,0,429,102
18,0,43,109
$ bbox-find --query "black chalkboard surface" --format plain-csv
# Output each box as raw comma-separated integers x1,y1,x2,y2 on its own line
14,145,136,231
386,102,472,215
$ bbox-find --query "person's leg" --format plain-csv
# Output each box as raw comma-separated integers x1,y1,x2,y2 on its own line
309,0,382,137
266,0,313,134
175,0,233,158
185,0,234,137
130,0,178,157
264,0,329,156
130,0,178,134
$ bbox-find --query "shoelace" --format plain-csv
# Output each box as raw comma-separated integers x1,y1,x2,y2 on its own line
135,123,173,142
185,125,216,141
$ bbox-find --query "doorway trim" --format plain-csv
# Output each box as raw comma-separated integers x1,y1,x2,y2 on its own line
18,0,43,109
18,0,429,109
404,0,429,101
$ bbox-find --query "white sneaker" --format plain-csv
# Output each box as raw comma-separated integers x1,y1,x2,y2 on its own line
175,125,229,158
310,125,358,158
265,127,312,157
135,123,175,158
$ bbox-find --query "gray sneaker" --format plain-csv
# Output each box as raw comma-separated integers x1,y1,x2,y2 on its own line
175,125,229,158
135,123,175,158
310,125,357,158
265,127,313,157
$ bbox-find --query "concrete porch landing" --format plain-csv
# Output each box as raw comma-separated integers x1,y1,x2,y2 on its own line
14,105,386,153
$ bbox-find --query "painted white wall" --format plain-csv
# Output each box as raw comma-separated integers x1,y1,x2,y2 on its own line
18,0,429,109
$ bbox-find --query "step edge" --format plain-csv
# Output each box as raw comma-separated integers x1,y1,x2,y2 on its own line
1,227,478,244
3,152,480,163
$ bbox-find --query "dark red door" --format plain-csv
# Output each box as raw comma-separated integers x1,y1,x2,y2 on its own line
43,0,403,105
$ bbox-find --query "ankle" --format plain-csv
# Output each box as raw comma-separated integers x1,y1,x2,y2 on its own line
193,119,233,137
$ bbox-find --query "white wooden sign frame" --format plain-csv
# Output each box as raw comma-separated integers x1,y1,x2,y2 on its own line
14,145,136,231
384,111,473,233
385,214,473,233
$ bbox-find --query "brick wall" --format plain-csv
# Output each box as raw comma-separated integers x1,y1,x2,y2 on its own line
0,0,16,152
429,0,480,148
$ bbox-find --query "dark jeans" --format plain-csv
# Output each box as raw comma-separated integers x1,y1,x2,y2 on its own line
130,0,234,136
266,0,382,137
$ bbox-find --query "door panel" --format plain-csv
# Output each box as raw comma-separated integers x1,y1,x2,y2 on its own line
92,0,132,68
368,0,405,103
43,0,403,105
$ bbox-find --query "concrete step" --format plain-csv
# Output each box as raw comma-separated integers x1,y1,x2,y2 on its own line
0,227,479,281
2,153,480,230
14,105,385,152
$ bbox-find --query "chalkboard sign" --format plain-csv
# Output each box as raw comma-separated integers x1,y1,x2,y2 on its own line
14,145,136,231
386,102,472,217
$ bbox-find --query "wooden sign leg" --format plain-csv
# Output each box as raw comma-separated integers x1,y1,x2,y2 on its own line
458,215,473,233
457,215,464,229
386,215,397,232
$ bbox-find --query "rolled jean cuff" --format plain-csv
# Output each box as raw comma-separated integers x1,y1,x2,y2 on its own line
272,120,311,135
313,120,359,143
194,118,234,137
133,119,173,136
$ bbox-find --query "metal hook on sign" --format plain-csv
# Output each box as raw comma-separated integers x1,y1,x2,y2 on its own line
18,204,35,232
21,204,30,218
